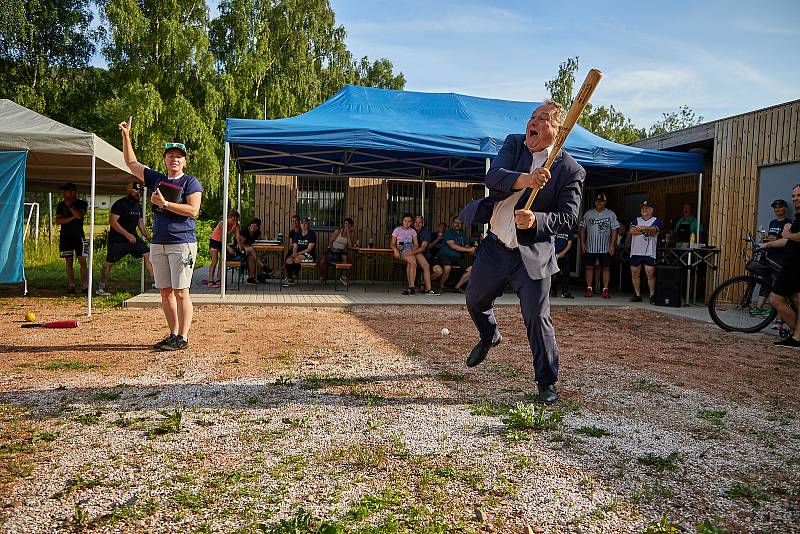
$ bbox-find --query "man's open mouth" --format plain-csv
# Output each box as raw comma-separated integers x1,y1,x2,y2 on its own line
528,129,539,137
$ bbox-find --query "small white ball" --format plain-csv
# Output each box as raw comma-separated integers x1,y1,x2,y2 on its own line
441,328,450,336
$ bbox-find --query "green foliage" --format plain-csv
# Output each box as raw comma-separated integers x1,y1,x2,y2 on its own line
257,508,342,533
502,403,563,431
697,409,726,425
648,105,704,136
726,482,769,504
637,452,681,471
147,406,183,438
696,519,730,534
641,513,681,534
575,425,611,438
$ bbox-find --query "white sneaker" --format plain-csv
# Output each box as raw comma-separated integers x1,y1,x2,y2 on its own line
96,287,111,297
772,319,784,330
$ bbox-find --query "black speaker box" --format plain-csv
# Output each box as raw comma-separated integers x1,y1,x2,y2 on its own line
655,265,682,307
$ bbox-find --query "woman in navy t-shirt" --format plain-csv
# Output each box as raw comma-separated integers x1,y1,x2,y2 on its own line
118,117,203,352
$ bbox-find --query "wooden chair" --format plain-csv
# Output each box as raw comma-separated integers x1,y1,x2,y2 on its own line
334,263,352,291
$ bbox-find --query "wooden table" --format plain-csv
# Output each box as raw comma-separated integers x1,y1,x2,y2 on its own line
252,243,286,279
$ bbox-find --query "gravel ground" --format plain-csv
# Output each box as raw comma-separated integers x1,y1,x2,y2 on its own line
0,298,798,533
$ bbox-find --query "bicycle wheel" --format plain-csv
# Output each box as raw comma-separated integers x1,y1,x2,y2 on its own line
708,275,777,332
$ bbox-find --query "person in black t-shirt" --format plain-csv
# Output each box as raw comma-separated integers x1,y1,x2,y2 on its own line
286,215,301,258
97,181,154,296
551,227,574,298
768,185,800,348
283,218,317,285
754,198,792,320
237,218,262,284
55,182,89,294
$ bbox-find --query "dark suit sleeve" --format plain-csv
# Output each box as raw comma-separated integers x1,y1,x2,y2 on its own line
485,134,524,193
517,164,585,246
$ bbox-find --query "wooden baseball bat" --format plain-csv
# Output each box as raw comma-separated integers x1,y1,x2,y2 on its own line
523,68,603,211
21,320,79,329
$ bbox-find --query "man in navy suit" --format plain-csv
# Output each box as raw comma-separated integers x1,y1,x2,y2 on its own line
459,100,585,404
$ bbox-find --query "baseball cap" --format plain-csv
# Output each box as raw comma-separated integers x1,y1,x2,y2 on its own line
640,200,654,209
595,193,607,201
163,142,187,157
58,182,77,191
128,180,143,192
771,199,788,208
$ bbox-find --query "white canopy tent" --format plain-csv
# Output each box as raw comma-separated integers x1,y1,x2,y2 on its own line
0,99,134,315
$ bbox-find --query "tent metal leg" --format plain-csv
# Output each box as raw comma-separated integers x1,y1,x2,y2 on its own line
141,187,147,294
87,145,96,316
221,142,230,298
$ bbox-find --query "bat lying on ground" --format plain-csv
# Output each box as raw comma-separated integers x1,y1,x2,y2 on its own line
21,320,79,329
523,68,603,211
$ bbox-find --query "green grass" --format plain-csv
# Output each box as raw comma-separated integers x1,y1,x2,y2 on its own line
726,482,769,504
502,403,563,431
697,409,727,425
94,390,123,402
147,407,182,438
575,426,611,438
40,360,98,372
637,452,681,471
641,513,681,534
469,401,511,416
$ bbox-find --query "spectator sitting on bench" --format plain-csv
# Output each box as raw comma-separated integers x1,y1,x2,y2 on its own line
392,213,425,295
207,210,240,288
284,217,317,286
238,218,261,285
319,217,354,283
412,215,435,294
428,222,447,259
433,217,474,294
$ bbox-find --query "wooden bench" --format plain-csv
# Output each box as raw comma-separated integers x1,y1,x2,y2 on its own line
225,260,244,290
299,261,318,291
334,262,352,291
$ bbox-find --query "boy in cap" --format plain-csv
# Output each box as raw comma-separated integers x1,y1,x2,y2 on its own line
55,182,89,294
628,200,661,304
579,193,619,298
96,180,154,296
758,197,794,328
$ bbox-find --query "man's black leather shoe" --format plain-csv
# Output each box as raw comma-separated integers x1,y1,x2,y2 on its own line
466,336,502,368
536,383,559,404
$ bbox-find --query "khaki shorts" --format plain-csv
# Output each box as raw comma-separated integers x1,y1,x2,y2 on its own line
150,242,197,290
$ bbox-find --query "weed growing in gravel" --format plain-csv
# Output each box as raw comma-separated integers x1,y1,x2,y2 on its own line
147,407,182,438
256,507,341,533
469,401,511,416
171,489,211,510
51,474,105,499
766,412,794,426
406,343,420,358
40,359,98,372
73,411,103,425
637,452,681,471
697,409,726,425
633,378,664,393
726,482,769,504
504,429,531,442
502,403,563,431
94,390,122,402
575,425,611,438
695,518,731,533
282,416,309,429
436,370,466,381
109,416,147,429
641,513,681,533
70,504,89,530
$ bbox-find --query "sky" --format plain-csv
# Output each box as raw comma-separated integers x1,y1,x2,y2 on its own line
328,0,800,128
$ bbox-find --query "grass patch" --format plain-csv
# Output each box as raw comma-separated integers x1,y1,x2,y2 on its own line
726,482,769,504
695,519,731,533
94,390,123,402
171,489,211,511
73,411,103,425
93,291,133,308
469,401,511,416
637,452,681,471
51,473,105,499
697,409,726,425
575,425,611,438
641,513,681,533
147,407,182,438
502,403,563,431
0,405,55,486
633,378,664,393
436,370,466,382
40,360,98,372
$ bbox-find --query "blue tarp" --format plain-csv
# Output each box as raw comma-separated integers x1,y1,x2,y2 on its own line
0,150,27,283
226,85,703,181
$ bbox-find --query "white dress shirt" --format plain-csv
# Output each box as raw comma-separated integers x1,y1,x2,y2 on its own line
489,146,552,248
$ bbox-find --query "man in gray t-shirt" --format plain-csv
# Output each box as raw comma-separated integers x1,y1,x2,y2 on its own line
579,193,619,298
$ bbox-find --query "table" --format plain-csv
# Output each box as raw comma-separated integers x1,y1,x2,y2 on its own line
252,243,286,279
352,247,397,291
657,246,720,304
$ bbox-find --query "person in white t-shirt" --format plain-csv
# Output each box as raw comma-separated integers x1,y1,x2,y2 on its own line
628,200,661,304
579,193,620,298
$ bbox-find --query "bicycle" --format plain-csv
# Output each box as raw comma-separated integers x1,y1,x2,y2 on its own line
708,234,786,333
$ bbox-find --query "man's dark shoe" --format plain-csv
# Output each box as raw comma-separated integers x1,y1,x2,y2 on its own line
629,294,642,302
560,292,574,299
466,336,502,368
649,294,656,305
536,383,559,404
153,333,176,350
246,277,257,285
66,286,76,295
160,335,189,351
774,336,800,348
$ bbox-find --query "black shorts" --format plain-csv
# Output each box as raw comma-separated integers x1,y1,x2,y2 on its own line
584,252,612,267
106,239,149,263
324,248,346,263
209,238,223,251
629,255,656,267
59,235,87,258
438,254,467,270
772,267,800,298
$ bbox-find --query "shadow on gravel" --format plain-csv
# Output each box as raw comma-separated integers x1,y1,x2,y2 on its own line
0,344,145,353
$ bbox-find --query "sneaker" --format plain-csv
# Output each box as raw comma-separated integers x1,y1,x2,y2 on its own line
455,287,466,294
560,292,574,299
66,286,76,295
584,287,593,298
153,333,176,350
649,294,656,305
761,307,773,317
246,277,257,285
160,335,189,351
402,287,415,296
425,289,437,295
200,279,209,285
602,288,610,299
629,294,642,302
282,278,295,287
773,337,800,348
749,306,762,316
208,280,220,288
771,319,784,330
96,287,111,297
435,287,445,295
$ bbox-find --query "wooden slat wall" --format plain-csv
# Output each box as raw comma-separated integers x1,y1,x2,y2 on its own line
255,176,474,280
709,99,800,291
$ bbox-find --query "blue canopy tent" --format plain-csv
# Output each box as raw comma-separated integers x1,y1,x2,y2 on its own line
221,85,705,296
0,150,27,288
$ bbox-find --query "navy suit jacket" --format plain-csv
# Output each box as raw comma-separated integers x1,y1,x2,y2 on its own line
460,134,585,280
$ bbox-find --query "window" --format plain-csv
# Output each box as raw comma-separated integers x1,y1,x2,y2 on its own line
386,181,435,233
296,177,348,230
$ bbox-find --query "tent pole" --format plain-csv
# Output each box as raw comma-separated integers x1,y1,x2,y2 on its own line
236,171,241,215
87,140,97,317
48,193,53,245
696,172,703,241
141,187,147,294
221,142,230,298
484,158,490,236
421,169,426,220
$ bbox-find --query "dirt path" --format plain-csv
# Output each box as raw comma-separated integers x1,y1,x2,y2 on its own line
0,298,797,532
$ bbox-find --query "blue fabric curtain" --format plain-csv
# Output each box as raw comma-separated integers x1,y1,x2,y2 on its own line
0,150,27,283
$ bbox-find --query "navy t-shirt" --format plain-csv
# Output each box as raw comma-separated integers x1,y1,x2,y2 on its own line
143,168,203,244
416,226,433,259
766,218,791,261
295,230,317,257
56,199,88,239
554,229,574,255
109,196,143,243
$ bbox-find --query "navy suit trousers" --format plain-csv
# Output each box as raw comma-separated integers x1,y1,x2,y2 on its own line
465,236,558,385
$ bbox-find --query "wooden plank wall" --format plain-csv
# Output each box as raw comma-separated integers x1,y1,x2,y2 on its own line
254,176,475,280
709,99,800,290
